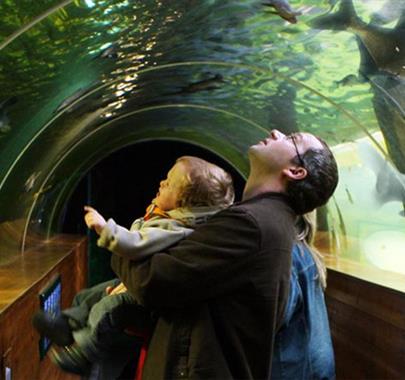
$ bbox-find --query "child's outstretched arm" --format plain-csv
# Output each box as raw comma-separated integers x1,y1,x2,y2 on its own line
84,205,106,235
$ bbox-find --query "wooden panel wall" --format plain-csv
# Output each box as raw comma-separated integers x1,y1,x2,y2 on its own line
325,269,405,379
0,235,87,380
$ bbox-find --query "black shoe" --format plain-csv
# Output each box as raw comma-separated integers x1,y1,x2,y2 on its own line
50,345,91,376
32,311,74,346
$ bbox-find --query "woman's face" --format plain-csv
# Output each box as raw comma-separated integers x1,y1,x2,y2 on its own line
154,162,188,211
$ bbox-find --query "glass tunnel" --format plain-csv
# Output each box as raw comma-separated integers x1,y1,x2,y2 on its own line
1,0,404,287
1,0,405,378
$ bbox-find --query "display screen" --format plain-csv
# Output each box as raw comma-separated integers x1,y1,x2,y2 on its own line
38,275,62,359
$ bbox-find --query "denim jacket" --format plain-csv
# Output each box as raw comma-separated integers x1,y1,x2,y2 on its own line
271,243,336,380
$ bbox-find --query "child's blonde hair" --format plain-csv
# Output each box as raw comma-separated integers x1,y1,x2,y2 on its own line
296,210,327,289
175,156,235,209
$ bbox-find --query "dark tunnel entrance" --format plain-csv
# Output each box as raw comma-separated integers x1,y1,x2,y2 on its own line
61,139,246,285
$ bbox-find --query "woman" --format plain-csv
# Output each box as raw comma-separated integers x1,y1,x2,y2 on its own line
271,212,336,380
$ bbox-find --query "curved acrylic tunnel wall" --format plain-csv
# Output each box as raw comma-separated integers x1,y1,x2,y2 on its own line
0,0,405,291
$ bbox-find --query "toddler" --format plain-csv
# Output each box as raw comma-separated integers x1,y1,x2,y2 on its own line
33,156,234,377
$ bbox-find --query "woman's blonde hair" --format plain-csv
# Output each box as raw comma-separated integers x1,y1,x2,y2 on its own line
175,156,235,209
296,210,327,289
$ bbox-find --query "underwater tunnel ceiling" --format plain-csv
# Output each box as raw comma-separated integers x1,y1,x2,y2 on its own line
0,0,404,280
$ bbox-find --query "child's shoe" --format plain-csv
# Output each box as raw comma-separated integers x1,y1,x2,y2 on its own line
50,344,91,376
32,311,74,346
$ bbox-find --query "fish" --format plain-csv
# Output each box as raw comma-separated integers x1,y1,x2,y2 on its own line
334,73,363,87
174,74,225,95
311,0,405,175
310,0,405,77
358,141,405,212
98,44,118,59
262,0,302,24
332,196,348,239
0,96,17,133
345,187,354,204
92,43,119,60
367,72,405,176
24,171,41,192
350,35,405,173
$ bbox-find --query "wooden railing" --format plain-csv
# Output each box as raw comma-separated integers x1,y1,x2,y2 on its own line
316,232,405,379
0,235,87,380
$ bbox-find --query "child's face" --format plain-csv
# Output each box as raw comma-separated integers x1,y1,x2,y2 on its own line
154,162,188,211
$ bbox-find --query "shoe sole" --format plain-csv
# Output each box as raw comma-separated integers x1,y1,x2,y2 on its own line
49,347,90,376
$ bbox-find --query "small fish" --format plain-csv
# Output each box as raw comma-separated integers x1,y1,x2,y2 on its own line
334,74,364,87
0,96,17,133
92,44,119,60
262,0,302,24
24,171,41,192
332,196,347,238
345,187,354,204
310,0,405,77
99,44,118,59
176,74,225,94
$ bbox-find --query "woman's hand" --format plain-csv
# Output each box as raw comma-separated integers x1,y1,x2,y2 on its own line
84,205,106,235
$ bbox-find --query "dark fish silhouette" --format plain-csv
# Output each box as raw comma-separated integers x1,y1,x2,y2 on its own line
358,141,405,212
334,73,364,87
345,187,354,204
0,96,17,133
262,0,302,24
311,0,405,77
332,196,347,238
348,35,405,173
92,44,119,60
173,74,225,95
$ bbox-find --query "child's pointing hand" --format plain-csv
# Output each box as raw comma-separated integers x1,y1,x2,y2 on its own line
84,205,106,235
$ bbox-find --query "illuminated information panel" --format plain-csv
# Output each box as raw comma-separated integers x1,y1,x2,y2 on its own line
38,275,62,359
